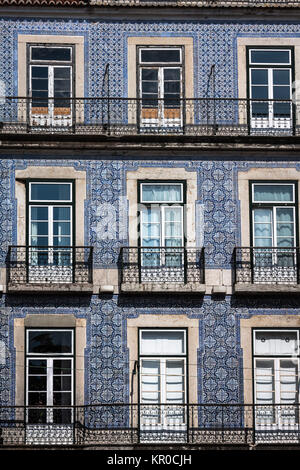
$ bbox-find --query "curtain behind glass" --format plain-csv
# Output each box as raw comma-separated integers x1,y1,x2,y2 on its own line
142,184,182,203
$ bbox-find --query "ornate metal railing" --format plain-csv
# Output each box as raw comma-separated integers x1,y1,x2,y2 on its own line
121,247,205,285
1,403,300,447
90,0,300,5
233,247,300,285
7,246,93,285
0,97,297,136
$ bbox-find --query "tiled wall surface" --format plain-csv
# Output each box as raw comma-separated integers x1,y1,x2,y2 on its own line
1,15,300,407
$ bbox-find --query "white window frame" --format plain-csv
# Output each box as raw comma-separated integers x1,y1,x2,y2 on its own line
139,328,187,403
253,329,300,429
248,48,293,129
26,328,74,425
29,45,73,127
26,329,74,355
29,205,73,248
252,206,296,248
138,47,183,128
30,46,73,63
249,49,292,66
29,182,73,203
139,47,182,65
252,182,295,204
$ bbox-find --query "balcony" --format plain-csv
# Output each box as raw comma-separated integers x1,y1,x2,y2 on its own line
1,403,300,448
233,247,300,293
0,97,297,138
120,247,205,293
6,246,93,293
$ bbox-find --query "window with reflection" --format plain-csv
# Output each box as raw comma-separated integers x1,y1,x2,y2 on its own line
138,181,185,278
247,47,293,129
250,181,297,282
26,329,74,425
138,47,183,129
27,181,74,282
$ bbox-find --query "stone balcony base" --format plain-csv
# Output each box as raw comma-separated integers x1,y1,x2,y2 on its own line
234,283,300,294
7,283,94,293
121,282,206,294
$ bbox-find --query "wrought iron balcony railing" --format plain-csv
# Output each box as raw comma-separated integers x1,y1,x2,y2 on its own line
7,246,93,286
1,403,300,447
0,97,297,137
120,247,205,285
233,247,300,285
91,0,300,6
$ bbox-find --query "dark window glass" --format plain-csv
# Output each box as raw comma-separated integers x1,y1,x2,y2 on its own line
28,359,47,375
53,360,72,375
251,69,268,85
273,70,290,85
31,47,71,62
250,50,290,65
53,409,72,424
30,183,71,201
141,49,181,63
28,330,73,354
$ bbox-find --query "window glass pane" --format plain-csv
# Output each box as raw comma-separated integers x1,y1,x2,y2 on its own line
53,222,71,236
142,81,158,93
255,359,275,404
28,392,47,406
251,86,269,100
255,331,298,355
140,330,185,355
31,47,71,62
166,360,185,402
31,222,48,236
31,67,49,79
141,69,158,81
251,69,268,85
253,208,272,223
53,393,72,406
164,68,181,81
253,184,294,202
28,376,47,391
141,49,181,63
280,360,298,405
28,359,47,375
141,184,182,202
273,86,291,100
250,50,290,64
28,330,73,354
141,360,160,403
273,70,291,85
30,183,71,201
30,207,48,221
53,207,71,220
53,359,72,375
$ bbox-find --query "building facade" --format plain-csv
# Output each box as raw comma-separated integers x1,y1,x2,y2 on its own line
0,0,300,448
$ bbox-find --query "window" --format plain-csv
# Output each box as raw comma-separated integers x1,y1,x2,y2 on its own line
138,181,185,282
139,329,187,440
138,47,183,129
247,47,293,129
28,45,74,127
253,329,299,429
27,180,74,283
26,328,74,426
250,181,297,283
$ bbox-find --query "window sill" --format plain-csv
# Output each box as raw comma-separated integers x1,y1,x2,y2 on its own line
120,282,206,294
234,282,300,294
